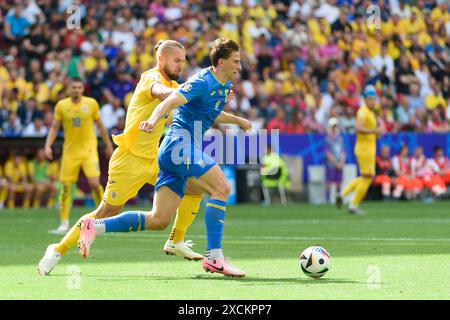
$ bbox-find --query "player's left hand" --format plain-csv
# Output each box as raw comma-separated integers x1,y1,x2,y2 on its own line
139,120,155,133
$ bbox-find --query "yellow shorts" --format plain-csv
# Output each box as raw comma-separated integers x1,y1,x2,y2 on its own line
104,147,158,206
356,153,375,176
59,152,100,182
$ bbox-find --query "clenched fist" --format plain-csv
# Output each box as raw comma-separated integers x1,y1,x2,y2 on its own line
139,120,155,133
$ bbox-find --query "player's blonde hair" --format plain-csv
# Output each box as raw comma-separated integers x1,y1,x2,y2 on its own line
154,40,185,58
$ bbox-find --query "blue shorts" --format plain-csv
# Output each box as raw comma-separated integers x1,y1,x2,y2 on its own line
155,134,216,198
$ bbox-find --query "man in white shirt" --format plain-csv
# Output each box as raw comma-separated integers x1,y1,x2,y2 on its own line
100,98,126,131
371,42,395,83
22,118,47,137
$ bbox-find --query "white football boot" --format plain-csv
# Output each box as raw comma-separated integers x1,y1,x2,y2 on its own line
38,244,61,276
49,221,69,234
163,239,203,261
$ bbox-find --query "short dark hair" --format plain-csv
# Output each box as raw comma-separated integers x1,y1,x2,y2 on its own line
209,37,240,67
70,77,83,83
434,146,443,153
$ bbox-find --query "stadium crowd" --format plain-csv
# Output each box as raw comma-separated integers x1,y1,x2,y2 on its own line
0,0,449,137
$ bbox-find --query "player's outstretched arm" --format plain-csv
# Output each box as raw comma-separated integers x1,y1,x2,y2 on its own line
95,120,114,159
139,92,186,133
44,119,61,160
149,82,175,101
215,111,252,132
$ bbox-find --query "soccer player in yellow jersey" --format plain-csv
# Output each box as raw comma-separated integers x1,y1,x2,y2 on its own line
38,40,204,275
336,85,385,215
4,153,33,209
44,77,114,233
0,164,9,209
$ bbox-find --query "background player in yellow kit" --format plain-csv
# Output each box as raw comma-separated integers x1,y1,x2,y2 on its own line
38,40,204,276
44,77,114,233
336,85,385,215
0,163,9,209
4,153,33,209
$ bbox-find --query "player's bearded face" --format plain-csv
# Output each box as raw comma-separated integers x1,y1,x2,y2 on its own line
163,49,186,81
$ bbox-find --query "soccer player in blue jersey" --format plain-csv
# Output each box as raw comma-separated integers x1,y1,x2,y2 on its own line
78,38,251,277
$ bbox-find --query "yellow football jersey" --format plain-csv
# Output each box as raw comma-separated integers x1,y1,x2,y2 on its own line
4,159,28,183
112,68,179,159
355,105,377,155
54,96,100,158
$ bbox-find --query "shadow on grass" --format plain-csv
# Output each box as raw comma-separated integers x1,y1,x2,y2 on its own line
49,273,364,285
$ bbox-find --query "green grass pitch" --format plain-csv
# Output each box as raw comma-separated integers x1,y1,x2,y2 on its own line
1,201,450,299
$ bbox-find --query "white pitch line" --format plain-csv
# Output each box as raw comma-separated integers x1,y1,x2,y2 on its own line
105,233,450,242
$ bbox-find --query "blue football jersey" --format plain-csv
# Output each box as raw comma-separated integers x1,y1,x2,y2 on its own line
168,67,232,146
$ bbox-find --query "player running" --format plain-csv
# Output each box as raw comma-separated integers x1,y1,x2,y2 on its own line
38,40,205,276
78,37,251,278
336,85,385,215
44,77,114,233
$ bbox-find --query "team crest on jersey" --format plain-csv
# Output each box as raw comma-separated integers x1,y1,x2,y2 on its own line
82,105,88,113
181,82,192,92
218,89,223,96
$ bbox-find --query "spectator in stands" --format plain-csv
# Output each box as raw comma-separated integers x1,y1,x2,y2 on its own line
425,81,447,111
411,146,446,198
372,41,395,84
407,83,425,115
339,106,356,133
374,145,394,200
324,117,345,203
428,108,449,133
17,98,43,128
2,112,22,137
4,5,31,45
4,153,33,209
100,97,126,132
267,107,287,133
22,118,48,137
286,109,306,134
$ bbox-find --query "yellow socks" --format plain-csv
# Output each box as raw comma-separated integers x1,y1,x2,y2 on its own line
23,198,30,209
59,182,72,223
33,198,41,209
0,188,7,205
169,194,203,243
351,177,372,207
54,212,97,256
92,185,104,207
46,197,55,208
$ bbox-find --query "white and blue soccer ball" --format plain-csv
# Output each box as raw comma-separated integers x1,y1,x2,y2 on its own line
300,246,331,278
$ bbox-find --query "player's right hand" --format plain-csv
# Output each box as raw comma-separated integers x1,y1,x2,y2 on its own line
139,120,154,133
44,146,53,160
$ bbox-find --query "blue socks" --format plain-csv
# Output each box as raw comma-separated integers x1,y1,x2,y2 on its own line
101,211,146,233
204,199,227,250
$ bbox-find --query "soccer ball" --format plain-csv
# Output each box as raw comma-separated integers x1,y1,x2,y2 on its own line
300,246,331,278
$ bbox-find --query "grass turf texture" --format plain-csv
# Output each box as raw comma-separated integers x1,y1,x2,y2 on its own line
1,201,450,299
